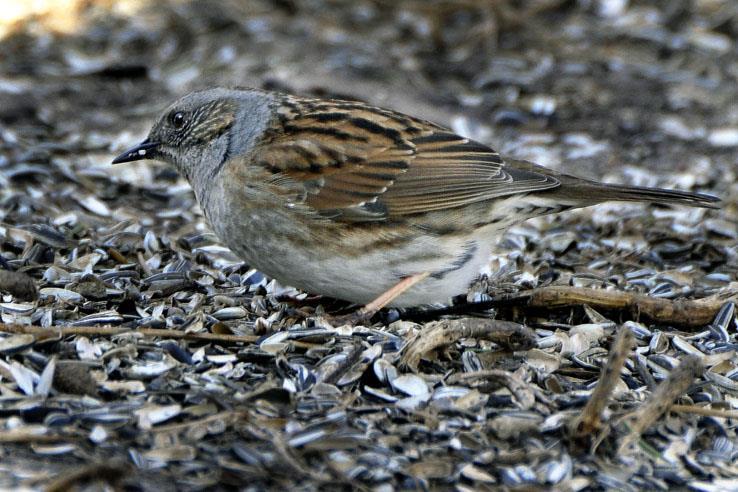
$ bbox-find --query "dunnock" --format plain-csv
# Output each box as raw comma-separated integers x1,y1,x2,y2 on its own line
113,88,719,308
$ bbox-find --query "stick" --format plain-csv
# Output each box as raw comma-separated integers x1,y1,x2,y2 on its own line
524,286,733,327
570,327,635,438
408,285,737,328
447,369,535,410
670,404,738,419
42,461,129,492
151,410,245,433
0,323,259,344
400,318,537,370
618,355,704,453
0,431,75,444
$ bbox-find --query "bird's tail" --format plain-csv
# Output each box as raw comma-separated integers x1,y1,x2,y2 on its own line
505,158,720,209
509,159,720,208
568,180,721,209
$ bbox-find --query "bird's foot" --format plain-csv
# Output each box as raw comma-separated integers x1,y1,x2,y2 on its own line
324,271,431,326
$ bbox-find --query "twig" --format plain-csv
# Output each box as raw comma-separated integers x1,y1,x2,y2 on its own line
670,404,738,419
570,327,635,439
320,342,365,385
618,355,704,454
524,286,733,327
43,460,129,492
0,431,75,444
447,369,535,410
152,410,245,433
0,322,259,344
400,318,537,370
407,285,737,328
271,436,332,482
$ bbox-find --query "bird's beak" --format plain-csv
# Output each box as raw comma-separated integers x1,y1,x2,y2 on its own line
111,139,160,164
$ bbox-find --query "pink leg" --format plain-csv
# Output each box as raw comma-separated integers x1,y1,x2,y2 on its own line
331,271,430,325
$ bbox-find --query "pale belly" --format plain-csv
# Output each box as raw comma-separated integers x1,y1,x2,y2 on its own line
251,235,492,306
212,211,494,307
199,176,534,307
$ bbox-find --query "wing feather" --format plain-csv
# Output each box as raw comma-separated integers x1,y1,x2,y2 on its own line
249,96,560,221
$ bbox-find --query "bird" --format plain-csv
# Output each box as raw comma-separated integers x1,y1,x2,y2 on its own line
112,87,719,314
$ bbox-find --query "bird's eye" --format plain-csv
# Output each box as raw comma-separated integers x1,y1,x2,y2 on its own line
170,111,186,130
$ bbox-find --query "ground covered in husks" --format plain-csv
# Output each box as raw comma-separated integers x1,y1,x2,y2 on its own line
0,1,737,490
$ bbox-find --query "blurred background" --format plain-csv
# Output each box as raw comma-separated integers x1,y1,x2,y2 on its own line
1,0,736,293
0,0,736,293
2,0,737,194
1,2,737,488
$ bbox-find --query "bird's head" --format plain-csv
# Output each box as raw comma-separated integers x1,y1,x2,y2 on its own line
112,88,272,183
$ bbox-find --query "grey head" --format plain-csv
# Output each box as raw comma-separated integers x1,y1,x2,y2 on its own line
112,87,274,186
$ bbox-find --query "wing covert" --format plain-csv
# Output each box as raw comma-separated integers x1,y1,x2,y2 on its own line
249,96,560,221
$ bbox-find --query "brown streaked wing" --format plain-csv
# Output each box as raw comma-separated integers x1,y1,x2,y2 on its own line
250,101,416,212
250,97,560,220
380,131,560,216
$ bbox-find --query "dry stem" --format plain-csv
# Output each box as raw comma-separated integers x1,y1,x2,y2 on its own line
400,318,537,370
520,286,734,328
570,326,636,438
0,322,259,344
447,369,535,410
619,355,704,454
417,285,736,328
